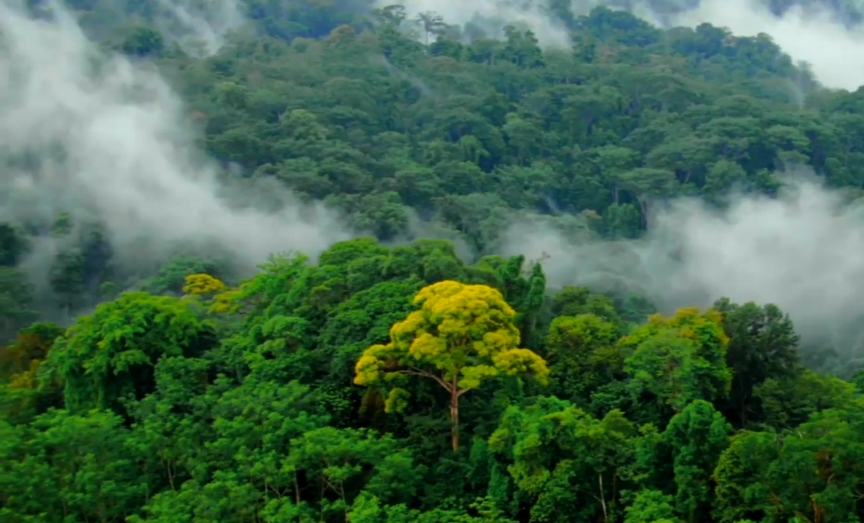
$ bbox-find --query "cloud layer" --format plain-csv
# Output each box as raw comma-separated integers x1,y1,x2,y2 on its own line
651,0,864,90
383,0,864,90
502,174,864,357
155,0,246,56
0,0,352,275
6,0,864,359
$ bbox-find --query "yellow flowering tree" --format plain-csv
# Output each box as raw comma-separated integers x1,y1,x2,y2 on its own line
182,273,225,295
355,280,549,451
182,273,237,314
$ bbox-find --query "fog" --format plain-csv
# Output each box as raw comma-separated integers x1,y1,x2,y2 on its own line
649,0,864,90
6,0,864,361
0,0,352,278
154,0,246,56
383,0,864,90
500,173,864,361
380,0,574,47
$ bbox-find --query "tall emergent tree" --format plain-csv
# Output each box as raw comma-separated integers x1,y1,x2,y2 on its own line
354,280,549,451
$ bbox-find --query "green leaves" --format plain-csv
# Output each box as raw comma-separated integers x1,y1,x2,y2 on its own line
2,409,147,523
713,299,801,428
489,397,636,523
6,6,864,523
0,267,37,344
47,292,217,415
622,308,732,415
714,405,864,523
546,313,622,403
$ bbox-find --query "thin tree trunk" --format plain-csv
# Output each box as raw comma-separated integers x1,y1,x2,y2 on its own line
449,381,459,452
598,473,608,523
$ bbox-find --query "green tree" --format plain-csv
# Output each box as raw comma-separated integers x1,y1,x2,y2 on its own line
714,406,864,523
286,426,420,518
119,25,164,56
0,222,28,267
2,409,145,522
545,313,623,403
622,308,732,418
713,299,801,428
47,292,217,415
662,401,730,523
489,396,636,523
625,489,682,523
0,267,37,343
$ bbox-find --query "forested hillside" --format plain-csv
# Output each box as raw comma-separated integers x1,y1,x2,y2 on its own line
5,1,864,522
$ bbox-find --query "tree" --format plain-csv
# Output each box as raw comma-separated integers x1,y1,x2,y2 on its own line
0,322,65,421
611,167,678,227
546,313,622,403
373,4,407,27
0,222,28,267
622,308,731,419
661,401,730,523
354,280,549,451
119,25,164,57
49,247,86,319
625,490,681,523
0,267,37,343
182,273,226,296
714,406,864,523
2,409,146,522
713,299,801,428
47,292,218,415
416,11,446,47
142,255,224,295
287,426,420,517
1,322,64,384
489,396,636,523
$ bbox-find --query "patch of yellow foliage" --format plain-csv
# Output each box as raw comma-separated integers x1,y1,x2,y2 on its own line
7,359,40,390
354,280,549,402
182,274,226,296
209,289,240,314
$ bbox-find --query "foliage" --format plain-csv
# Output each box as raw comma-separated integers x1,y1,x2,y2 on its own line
355,280,549,450
47,292,218,416
5,2,864,523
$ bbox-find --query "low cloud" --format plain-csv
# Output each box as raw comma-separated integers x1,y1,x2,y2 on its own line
374,0,574,47
154,0,246,56
380,0,864,90
500,172,864,358
0,0,352,277
649,0,864,90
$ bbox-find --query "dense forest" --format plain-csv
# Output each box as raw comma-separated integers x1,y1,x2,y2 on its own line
6,0,864,522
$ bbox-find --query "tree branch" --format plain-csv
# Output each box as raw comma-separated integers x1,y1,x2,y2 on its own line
397,368,451,390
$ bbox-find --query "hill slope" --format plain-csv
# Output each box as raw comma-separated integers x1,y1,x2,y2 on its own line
5,3,864,522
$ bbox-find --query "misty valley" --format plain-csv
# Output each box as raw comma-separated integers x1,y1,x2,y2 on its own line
6,0,864,522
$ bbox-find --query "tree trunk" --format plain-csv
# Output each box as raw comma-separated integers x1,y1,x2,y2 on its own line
449,383,460,452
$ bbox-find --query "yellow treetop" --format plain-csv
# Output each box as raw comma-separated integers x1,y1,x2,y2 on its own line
354,280,549,451
181,274,238,314
182,273,226,296
355,280,549,391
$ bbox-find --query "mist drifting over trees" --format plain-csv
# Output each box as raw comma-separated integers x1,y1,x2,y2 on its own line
6,0,864,521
